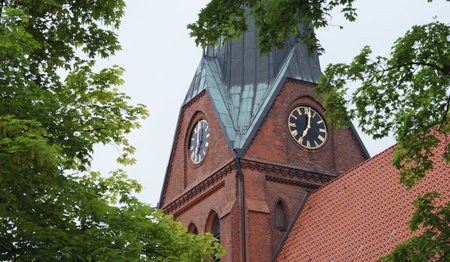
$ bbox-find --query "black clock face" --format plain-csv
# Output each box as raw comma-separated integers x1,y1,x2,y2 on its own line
288,106,328,149
189,120,210,164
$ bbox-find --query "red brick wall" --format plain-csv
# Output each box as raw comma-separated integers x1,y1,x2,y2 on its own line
161,92,234,205
245,78,368,175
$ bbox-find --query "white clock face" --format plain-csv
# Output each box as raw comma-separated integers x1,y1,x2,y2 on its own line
189,120,210,164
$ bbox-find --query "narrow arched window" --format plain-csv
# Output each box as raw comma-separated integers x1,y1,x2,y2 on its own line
206,211,220,241
206,211,221,262
188,223,198,235
275,200,287,231
211,214,220,240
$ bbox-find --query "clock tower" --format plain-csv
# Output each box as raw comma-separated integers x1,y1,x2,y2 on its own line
158,16,369,262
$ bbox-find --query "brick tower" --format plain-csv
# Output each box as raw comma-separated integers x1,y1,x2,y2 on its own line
158,16,369,262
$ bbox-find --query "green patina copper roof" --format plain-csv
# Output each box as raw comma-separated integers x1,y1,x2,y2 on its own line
183,16,321,152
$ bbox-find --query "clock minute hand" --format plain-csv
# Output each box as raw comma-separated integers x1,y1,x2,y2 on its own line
197,128,203,155
301,108,312,138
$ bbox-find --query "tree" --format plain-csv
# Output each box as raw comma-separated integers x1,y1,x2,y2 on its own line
190,1,449,261
0,1,222,261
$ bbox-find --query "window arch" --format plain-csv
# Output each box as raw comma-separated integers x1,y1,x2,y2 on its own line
188,223,198,235
274,199,287,231
206,211,220,241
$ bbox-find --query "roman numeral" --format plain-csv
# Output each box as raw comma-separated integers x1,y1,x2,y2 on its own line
319,128,326,133
314,141,319,147
205,142,209,147
296,108,302,116
304,107,311,115
288,122,296,127
317,120,323,124
306,140,311,148
318,135,325,142
290,130,298,137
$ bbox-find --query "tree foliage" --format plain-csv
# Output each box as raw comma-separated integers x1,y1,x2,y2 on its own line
316,21,450,188
191,1,449,261
0,0,222,260
188,0,357,53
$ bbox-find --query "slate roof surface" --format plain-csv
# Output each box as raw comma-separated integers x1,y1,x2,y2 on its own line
276,142,450,261
184,15,321,151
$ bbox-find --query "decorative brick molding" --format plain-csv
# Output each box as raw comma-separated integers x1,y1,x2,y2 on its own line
173,181,225,218
163,157,336,216
163,160,235,214
239,159,336,184
266,175,320,189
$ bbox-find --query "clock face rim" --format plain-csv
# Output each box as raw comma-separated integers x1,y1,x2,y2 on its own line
188,119,210,165
287,105,328,150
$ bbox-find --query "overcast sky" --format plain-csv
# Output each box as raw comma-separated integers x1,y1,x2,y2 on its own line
92,1,450,207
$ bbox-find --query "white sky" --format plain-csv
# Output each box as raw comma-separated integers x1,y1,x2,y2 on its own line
92,0,450,207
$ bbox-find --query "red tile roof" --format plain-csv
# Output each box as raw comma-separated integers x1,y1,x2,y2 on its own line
276,143,449,261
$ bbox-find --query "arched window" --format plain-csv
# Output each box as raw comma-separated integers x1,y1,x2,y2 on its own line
275,200,287,231
206,211,220,241
188,223,198,235
206,211,221,262
211,215,220,241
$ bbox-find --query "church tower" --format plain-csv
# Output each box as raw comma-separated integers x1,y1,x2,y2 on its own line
158,15,369,262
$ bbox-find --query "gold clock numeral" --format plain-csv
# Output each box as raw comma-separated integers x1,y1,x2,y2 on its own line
318,135,325,142
304,107,310,116
290,129,298,137
317,120,323,124
306,140,311,148
314,140,319,147
319,128,326,133
296,108,302,116
288,122,296,128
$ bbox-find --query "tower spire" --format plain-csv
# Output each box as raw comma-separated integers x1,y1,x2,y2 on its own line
184,14,322,152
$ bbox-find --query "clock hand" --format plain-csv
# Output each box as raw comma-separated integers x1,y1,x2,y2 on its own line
195,124,201,158
301,107,312,138
197,128,203,155
307,108,311,129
